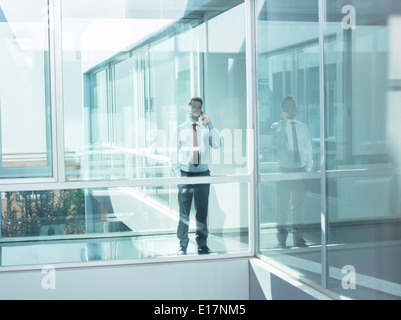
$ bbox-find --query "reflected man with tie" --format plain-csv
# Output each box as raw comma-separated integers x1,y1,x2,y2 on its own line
271,96,313,248
170,97,221,255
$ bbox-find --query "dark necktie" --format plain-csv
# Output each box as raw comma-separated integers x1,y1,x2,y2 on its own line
193,123,199,166
291,122,300,163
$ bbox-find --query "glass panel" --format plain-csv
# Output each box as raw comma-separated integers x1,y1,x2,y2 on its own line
0,0,52,179
326,174,401,299
260,178,321,244
0,182,249,266
62,0,247,181
325,0,400,171
257,0,321,286
257,5,321,173
325,0,401,299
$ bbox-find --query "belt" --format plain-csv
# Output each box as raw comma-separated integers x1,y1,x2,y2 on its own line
279,167,305,173
180,170,210,176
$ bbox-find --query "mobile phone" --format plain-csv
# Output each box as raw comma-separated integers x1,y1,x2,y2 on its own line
200,111,206,122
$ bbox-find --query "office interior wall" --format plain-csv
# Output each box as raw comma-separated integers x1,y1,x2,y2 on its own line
0,258,249,300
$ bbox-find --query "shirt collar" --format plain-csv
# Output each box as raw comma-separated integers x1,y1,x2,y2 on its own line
186,119,202,127
285,119,300,124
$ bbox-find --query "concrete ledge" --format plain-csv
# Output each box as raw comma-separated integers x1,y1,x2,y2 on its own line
0,258,249,300
249,258,333,300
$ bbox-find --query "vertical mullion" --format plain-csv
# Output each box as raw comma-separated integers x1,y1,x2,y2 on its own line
49,0,65,183
0,93,2,169
246,0,258,256
318,0,328,289
202,17,208,105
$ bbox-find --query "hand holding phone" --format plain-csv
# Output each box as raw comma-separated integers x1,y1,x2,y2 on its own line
200,111,210,125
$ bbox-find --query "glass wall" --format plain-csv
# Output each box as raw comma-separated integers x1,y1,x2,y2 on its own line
62,0,248,181
0,0,52,179
1,0,251,268
324,0,401,300
257,0,401,299
1,0,401,300
257,0,322,286
0,182,249,266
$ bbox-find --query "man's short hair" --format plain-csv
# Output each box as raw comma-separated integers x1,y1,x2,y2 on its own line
281,96,296,110
187,97,203,106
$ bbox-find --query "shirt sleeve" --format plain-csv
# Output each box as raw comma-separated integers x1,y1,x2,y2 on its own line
208,123,221,149
272,120,288,146
303,127,314,172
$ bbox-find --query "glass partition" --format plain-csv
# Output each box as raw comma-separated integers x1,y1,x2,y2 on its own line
257,0,401,299
257,0,322,286
0,182,249,266
0,0,52,179
2,0,401,300
324,0,401,299
0,0,250,270
62,0,247,181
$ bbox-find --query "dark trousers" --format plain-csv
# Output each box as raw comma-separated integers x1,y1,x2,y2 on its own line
277,167,307,243
177,170,211,248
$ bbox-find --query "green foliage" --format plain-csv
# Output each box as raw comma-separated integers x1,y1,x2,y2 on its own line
1,189,86,237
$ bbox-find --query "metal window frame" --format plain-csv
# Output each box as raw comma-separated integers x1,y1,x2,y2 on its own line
318,0,328,290
0,0,57,184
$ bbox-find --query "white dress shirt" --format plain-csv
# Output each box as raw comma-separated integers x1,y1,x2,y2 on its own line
271,119,314,172
170,119,221,175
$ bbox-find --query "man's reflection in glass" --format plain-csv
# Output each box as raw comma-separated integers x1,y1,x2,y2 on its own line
271,96,313,248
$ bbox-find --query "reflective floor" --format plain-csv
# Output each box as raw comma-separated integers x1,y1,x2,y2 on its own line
259,225,322,250
260,225,401,300
3,226,401,300
0,232,249,267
